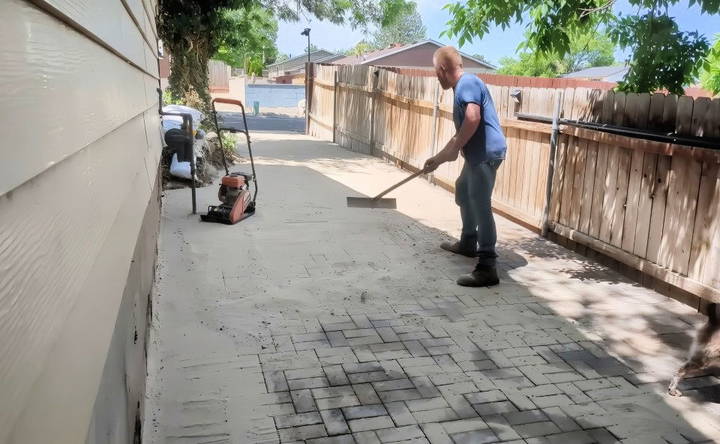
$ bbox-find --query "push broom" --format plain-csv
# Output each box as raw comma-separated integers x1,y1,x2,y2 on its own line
346,168,429,209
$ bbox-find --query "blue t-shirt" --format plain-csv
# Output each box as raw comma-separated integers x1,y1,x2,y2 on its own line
453,74,507,165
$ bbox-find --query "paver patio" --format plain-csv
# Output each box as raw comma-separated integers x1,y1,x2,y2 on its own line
144,132,720,444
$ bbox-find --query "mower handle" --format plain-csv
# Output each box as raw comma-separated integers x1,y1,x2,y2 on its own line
212,97,246,112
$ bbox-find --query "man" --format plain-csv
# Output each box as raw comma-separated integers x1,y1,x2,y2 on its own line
423,46,506,287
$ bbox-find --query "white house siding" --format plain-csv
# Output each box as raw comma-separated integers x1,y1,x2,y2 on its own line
0,0,162,443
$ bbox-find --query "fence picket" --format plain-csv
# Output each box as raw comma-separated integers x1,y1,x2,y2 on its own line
633,93,663,257
622,93,651,253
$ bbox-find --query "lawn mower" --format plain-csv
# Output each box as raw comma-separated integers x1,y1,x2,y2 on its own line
200,98,258,224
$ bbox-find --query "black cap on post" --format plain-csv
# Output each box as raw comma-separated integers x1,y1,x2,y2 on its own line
301,28,311,63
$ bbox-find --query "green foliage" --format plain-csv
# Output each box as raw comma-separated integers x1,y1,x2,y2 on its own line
346,41,374,56
158,0,250,111
372,2,426,49
700,35,720,95
219,133,237,154
610,13,708,94
268,0,413,28
442,0,719,94
162,88,184,106
562,29,615,73
214,6,278,74
498,29,615,77
304,44,320,54
159,0,412,111
471,54,491,64
443,0,609,52
498,53,559,77
337,2,425,57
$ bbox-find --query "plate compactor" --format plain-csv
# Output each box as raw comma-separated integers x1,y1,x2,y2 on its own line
200,98,258,225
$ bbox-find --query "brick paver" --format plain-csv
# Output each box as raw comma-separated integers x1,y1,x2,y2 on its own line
145,133,720,443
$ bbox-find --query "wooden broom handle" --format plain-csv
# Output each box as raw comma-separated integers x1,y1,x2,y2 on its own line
372,169,427,201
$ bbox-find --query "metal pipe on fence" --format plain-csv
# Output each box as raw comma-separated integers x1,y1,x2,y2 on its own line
516,112,720,150
541,92,563,237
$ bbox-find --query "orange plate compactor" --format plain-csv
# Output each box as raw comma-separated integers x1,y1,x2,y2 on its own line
200,98,258,225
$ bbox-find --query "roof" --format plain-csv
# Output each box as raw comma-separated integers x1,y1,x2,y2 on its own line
333,45,406,66
333,40,496,70
267,50,339,70
563,66,629,81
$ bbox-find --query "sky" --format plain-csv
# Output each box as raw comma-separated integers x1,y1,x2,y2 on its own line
274,0,719,67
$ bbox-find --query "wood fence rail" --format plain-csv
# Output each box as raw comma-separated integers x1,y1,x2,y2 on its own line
306,63,720,309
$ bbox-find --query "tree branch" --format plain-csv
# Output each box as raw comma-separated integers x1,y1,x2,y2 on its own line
580,0,616,17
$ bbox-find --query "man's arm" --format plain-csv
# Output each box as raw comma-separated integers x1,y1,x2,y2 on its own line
424,103,481,171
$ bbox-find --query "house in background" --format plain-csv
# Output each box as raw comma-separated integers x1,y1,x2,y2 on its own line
268,50,343,83
562,65,630,82
333,40,496,73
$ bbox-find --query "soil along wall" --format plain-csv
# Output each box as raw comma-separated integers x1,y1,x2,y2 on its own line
0,0,161,443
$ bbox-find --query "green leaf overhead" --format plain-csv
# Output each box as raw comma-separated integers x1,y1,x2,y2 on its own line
442,0,718,94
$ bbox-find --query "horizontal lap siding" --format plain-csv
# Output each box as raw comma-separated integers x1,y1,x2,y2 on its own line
1,0,161,442
1,0,157,195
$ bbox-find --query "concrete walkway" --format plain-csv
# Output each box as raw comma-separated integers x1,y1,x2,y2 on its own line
144,133,720,444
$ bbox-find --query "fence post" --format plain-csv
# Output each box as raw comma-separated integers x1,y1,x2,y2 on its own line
333,69,338,143
541,91,564,237
369,69,380,155
305,63,314,135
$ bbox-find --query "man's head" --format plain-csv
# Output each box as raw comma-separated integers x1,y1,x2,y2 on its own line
433,46,463,90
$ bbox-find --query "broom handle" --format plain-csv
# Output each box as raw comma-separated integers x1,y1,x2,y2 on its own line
373,169,427,201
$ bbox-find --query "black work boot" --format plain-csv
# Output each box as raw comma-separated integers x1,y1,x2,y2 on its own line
457,264,499,287
440,235,477,258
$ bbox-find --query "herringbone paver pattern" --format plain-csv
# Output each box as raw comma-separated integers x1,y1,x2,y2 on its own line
145,133,720,444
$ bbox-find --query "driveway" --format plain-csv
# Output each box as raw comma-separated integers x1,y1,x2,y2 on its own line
219,111,305,133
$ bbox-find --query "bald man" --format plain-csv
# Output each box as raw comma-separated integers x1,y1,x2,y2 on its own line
424,46,506,287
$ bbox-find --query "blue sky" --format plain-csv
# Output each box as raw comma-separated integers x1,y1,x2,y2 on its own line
275,0,718,66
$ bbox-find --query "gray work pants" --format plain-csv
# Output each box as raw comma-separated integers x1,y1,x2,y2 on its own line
455,159,502,266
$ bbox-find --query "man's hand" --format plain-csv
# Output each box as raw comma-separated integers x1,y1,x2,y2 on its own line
424,156,441,172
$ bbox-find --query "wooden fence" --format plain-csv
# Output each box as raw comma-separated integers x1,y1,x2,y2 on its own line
208,59,231,92
306,64,720,307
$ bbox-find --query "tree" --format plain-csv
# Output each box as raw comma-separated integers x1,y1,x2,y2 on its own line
442,0,719,94
498,53,559,77
159,0,413,109
305,44,320,54
610,13,708,94
159,0,243,109
700,35,720,95
347,41,374,56
498,29,615,77
214,6,279,75
471,54,491,65
372,2,426,49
